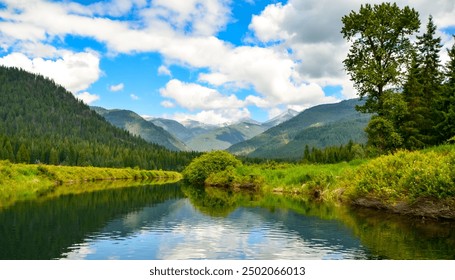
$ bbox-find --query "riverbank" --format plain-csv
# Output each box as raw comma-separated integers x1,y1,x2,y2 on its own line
0,160,182,208
232,144,455,220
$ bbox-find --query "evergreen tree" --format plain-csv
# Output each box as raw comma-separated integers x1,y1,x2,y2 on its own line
436,36,455,141
16,144,30,163
402,16,443,148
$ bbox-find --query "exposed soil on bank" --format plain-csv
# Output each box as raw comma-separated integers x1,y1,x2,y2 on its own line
351,197,455,220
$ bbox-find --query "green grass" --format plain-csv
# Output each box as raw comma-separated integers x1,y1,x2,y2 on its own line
237,161,365,201
0,160,182,208
341,145,455,203
241,144,455,218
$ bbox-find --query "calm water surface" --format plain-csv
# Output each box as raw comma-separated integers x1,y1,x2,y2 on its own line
1,182,454,260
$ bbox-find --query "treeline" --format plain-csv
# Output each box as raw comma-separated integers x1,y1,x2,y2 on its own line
302,141,365,164
0,66,198,171
341,4,455,154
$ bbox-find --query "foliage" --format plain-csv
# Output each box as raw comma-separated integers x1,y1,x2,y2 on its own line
342,5,455,153
436,36,455,142
182,151,242,185
302,141,366,164
0,66,198,170
365,116,403,154
401,16,444,149
0,160,181,208
341,3,420,115
343,146,455,202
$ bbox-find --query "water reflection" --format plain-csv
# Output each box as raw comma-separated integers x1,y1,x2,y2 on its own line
0,182,183,260
1,182,454,260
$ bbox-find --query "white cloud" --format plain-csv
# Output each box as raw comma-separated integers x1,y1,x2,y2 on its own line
160,100,175,108
267,107,285,120
160,79,245,110
87,0,148,17
130,93,139,100
157,65,171,76
171,108,251,126
75,91,100,104
148,0,232,36
0,50,101,93
109,83,124,92
198,72,229,86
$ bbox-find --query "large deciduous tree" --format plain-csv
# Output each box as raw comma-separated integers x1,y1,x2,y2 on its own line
341,3,420,115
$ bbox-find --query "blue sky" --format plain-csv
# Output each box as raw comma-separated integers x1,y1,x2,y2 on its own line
1,0,454,125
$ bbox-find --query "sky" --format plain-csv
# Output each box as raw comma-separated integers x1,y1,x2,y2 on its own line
0,0,454,125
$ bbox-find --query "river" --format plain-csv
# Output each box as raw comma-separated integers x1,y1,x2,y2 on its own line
1,182,454,260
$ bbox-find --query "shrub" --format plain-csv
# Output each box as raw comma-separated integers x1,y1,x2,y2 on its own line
182,151,242,185
344,147,455,202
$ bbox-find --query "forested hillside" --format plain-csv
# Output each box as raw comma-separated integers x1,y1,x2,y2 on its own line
0,66,196,170
228,99,369,159
91,107,188,152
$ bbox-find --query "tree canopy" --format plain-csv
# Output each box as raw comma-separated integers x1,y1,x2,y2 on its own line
341,2,420,115
342,3,455,154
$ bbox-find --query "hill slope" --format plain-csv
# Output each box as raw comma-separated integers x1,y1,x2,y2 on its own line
150,118,218,143
0,66,194,170
92,107,188,151
185,121,267,152
228,99,370,159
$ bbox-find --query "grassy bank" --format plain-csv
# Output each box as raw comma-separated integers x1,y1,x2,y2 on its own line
245,145,455,219
0,160,182,208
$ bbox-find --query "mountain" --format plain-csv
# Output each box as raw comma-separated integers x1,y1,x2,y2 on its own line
0,66,194,170
263,109,299,128
149,111,297,152
92,108,188,151
150,118,218,143
228,99,370,160
185,120,268,152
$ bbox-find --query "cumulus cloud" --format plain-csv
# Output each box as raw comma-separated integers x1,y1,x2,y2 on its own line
157,65,171,76
109,83,124,92
74,91,100,104
171,108,251,126
0,50,101,93
146,0,232,36
160,79,245,111
130,94,139,100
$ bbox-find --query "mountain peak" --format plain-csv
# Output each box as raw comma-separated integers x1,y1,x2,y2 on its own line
263,109,300,127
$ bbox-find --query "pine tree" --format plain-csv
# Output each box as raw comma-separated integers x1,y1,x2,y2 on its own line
436,36,455,141
402,16,443,148
16,144,30,163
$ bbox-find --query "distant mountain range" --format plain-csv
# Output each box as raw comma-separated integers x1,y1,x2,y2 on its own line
92,99,370,159
150,109,299,152
228,99,370,160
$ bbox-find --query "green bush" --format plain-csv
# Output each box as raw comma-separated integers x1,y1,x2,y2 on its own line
182,151,242,185
345,147,455,202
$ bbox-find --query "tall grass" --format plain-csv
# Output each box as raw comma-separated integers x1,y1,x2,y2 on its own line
342,145,455,203
237,145,455,218
0,160,182,208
